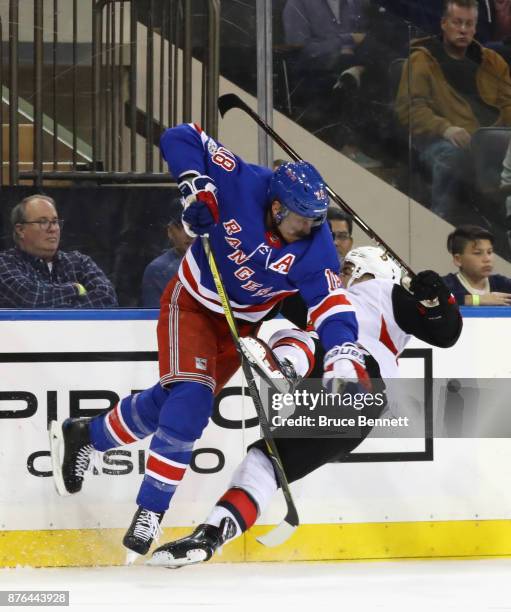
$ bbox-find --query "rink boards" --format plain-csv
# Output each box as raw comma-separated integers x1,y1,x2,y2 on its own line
1,308,511,567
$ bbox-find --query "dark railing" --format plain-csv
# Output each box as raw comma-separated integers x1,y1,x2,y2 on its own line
0,15,3,184
2,0,220,185
8,1,19,186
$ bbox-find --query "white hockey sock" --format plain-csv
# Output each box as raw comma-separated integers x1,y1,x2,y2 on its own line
205,448,278,541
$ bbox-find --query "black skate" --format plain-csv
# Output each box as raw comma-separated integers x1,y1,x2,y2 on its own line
147,517,236,568
239,337,301,394
49,418,95,496
123,506,165,564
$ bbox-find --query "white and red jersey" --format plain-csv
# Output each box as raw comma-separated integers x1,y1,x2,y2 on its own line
346,278,410,378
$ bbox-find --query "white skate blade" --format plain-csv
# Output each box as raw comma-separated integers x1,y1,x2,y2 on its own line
125,550,140,566
146,548,208,569
256,521,297,548
49,420,71,497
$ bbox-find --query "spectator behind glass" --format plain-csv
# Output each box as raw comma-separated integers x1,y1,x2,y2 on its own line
281,0,381,168
392,0,494,42
273,158,288,170
395,0,511,220
499,137,511,251
442,224,511,305
140,199,194,307
0,195,118,308
282,0,369,77
493,0,511,41
327,208,353,264
405,0,511,65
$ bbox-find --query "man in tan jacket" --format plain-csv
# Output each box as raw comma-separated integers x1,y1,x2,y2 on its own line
395,0,511,218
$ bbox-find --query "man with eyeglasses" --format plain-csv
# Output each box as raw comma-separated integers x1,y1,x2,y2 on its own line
0,194,118,308
395,0,511,219
328,208,354,264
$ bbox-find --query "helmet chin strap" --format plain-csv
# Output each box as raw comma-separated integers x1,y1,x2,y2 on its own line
274,211,285,225
274,204,290,226
269,201,290,227
346,276,355,290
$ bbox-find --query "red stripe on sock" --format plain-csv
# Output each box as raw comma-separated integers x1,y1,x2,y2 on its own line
108,404,137,444
146,455,186,482
273,337,315,377
219,488,258,530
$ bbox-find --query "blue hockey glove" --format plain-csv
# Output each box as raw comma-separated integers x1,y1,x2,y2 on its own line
178,172,219,237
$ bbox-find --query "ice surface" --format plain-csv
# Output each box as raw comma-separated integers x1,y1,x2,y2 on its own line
2,559,511,612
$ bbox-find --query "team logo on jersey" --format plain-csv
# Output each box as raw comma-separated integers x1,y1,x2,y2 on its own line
242,280,263,291
234,266,254,281
223,219,242,235
195,357,208,371
225,236,241,248
269,253,296,274
228,249,249,265
254,286,274,297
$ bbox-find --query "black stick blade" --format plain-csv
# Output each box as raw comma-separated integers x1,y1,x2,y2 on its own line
218,93,250,118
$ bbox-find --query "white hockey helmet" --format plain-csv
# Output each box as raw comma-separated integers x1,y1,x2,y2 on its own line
342,246,402,288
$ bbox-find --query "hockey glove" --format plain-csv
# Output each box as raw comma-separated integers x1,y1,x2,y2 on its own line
404,270,451,306
178,171,219,237
322,343,371,395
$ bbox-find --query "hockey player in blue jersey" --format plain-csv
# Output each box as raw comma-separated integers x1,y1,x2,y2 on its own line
49,123,369,562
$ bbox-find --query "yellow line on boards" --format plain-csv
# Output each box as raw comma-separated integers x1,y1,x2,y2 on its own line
2,521,511,568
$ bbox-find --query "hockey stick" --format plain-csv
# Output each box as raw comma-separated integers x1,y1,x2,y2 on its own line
201,235,299,547
218,93,415,278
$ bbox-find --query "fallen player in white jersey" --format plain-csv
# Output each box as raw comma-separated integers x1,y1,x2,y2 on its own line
147,246,462,567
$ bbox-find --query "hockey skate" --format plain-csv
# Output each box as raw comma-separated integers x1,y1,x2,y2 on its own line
239,337,300,394
123,506,165,564
147,517,236,568
49,418,96,496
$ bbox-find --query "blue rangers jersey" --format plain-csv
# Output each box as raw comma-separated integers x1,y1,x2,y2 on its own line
160,123,358,351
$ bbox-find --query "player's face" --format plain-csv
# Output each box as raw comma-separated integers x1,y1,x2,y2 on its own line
15,198,61,262
272,203,315,243
454,239,494,281
341,261,374,287
441,4,477,53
